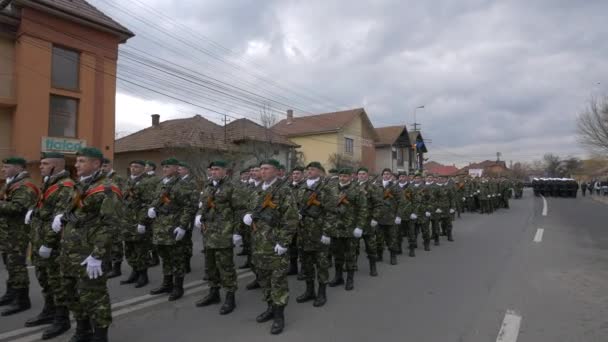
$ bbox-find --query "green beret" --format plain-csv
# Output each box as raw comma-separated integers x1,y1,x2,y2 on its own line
161,158,180,166
278,164,286,170
414,171,423,177
76,147,103,160
101,157,111,164
260,159,280,169
2,156,26,167
40,152,64,159
292,166,305,172
381,168,392,174
209,160,227,168
328,168,338,174
338,167,353,175
398,171,408,177
130,160,146,166
178,161,190,168
306,161,323,170
239,169,250,175
357,167,369,173
145,161,156,168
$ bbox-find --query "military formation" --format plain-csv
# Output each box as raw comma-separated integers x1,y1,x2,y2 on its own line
0,151,523,340
531,178,579,198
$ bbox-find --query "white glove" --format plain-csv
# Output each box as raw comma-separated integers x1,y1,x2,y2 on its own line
232,234,243,246
450,209,455,214
477,190,481,193
38,245,52,259
298,213,303,220
410,213,418,220
198,201,203,209
194,214,202,228
435,208,442,214
147,208,157,219
174,227,186,241
81,255,103,279
274,244,288,256
243,213,253,226
487,195,491,199
25,209,33,224
320,235,331,245
395,216,402,225
425,212,431,218
52,214,63,233
353,227,363,238
137,224,146,234
370,219,378,227
462,197,466,201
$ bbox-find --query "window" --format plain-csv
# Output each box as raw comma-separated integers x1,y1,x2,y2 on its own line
397,148,404,166
51,46,80,90
49,95,78,137
344,137,354,154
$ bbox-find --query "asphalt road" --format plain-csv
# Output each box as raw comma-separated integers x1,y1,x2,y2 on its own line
1,189,606,342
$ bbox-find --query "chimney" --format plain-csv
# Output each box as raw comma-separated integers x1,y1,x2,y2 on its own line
151,114,160,127
286,109,293,124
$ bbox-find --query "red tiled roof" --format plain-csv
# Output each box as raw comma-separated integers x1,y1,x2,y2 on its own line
374,125,407,146
273,108,364,137
425,162,459,176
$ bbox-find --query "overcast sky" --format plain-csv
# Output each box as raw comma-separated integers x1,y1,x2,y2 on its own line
91,0,608,166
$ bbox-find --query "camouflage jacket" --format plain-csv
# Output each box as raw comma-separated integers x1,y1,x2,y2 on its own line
0,172,39,248
248,178,298,265
58,171,123,276
356,180,381,234
410,183,432,219
106,171,127,192
122,173,157,241
397,182,418,221
198,177,247,249
150,176,198,245
31,170,75,255
333,182,368,238
372,180,402,225
294,178,337,251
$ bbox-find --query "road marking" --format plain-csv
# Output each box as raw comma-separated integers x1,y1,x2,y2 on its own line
496,310,522,342
0,271,253,342
533,228,544,243
541,195,547,216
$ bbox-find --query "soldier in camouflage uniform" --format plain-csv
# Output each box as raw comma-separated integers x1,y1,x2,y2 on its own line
101,157,127,279
479,177,491,214
53,147,123,341
436,176,456,242
144,161,161,267
355,168,380,276
242,159,298,335
0,157,39,316
235,167,252,266
287,166,305,277
119,160,156,289
412,173,433,251
294,162,337,307
373,168,403,265
329,168,368,291
194,160,246,315
177,162,198,274
244,166,263,290
397,173,418,257
24,153,74,339
147,158,198,301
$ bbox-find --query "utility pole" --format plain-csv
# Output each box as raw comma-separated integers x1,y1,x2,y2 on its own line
412,105,425,132
221,114,231,143
496,152,502,162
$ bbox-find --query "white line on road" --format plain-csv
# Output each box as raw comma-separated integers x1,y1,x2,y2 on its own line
541,195,548,216
496,310,522,342
0,271,254,342
533,228,544,243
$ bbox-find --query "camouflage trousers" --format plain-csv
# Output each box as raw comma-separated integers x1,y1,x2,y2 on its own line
301,247,330,284
400,221,417,248
183,230,193,260
156,242,189,278
331,237,358,271
480,199,491,214
124,240,152,272
414,219,431,242
110,239,124,264
238,225,252,255
5,236,29,289
358,230,377,259
33,255,62,305
376,224,399,254
254,255,289,306
440,217,453,235
61,274,112,328
205,248,237,291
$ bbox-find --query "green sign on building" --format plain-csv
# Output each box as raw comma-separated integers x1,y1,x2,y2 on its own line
41,137,87,154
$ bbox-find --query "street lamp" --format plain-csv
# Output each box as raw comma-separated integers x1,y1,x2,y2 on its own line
413,105,424,131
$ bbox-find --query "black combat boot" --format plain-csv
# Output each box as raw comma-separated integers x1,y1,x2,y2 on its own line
106,262,122,279
42,306,71,340
238,255,252,269
447,229,454,242
195,287,221,307
313,283,327,307
1,288,31,316
408,245,416,257
296,280,315,303
246,278,261,290
345,271,355,291
256,302,274,323
390,251,398,265
135,269,149,288
434,235,440,246
369,257,378,277
424,240,431,251
377,250,384,262
120,269,138,285
287,257,298,276
168,276,184,301
184,259,192,274
67,319,92,342
328,265,344,287
0,282,15,306
90,324,108,342
150,275,173,295
270,305,285,335
24,298,55,326
219,291,236,315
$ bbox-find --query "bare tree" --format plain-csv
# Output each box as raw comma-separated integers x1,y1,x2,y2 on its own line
577,96,608,154
543,153,561,177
